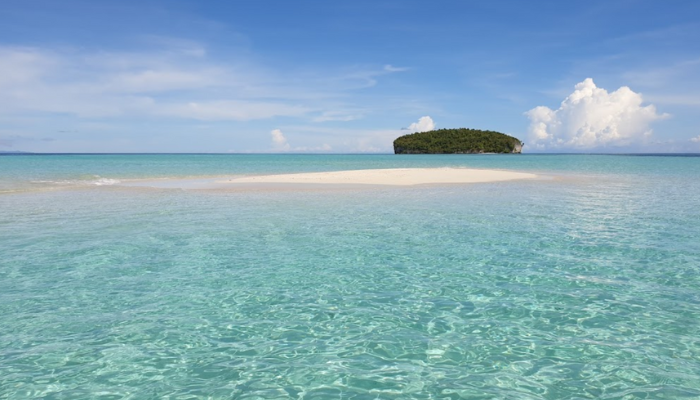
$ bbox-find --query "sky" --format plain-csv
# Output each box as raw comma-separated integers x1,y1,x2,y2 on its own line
1,0,699,153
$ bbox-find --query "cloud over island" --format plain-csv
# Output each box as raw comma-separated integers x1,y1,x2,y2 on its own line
526,78,668,150
407,116,435,133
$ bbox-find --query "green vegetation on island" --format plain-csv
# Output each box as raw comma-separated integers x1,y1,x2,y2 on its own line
393,128,524,154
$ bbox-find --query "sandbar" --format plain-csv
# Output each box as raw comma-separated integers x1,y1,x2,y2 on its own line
219,168,537,187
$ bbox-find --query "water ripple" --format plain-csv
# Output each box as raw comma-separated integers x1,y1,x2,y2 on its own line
1,171,700,398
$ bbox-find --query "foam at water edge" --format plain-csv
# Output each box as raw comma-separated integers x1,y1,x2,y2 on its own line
93,178,121,186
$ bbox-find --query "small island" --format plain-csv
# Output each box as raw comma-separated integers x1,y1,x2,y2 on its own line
393,128,523,154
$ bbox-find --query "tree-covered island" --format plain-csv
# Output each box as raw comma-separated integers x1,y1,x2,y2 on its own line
393,128,524,154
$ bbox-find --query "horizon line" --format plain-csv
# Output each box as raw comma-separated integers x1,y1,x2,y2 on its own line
2,152,700,156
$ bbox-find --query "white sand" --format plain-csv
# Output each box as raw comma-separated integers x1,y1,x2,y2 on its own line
220,168,537,186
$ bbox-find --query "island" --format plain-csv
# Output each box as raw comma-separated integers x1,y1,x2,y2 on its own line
393,128,523,154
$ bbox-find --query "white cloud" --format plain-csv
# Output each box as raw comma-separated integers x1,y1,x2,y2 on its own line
691,135,700,143
270,129,290,151
0,47,57,88
0,42,419,152
407,116,435,133
0,45,312,121
526,78,668,150
0,45,407,123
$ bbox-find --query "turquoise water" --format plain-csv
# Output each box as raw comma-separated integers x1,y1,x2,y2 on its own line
1,154,700,398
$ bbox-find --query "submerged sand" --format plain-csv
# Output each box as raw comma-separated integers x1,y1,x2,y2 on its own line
219,168,537,187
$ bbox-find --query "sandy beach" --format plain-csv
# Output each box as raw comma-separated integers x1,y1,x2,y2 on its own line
219,168,537,187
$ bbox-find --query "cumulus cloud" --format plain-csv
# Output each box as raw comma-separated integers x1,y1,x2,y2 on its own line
407,116,435,133
270,129,290,151
691,135,700,143
526,78,668,150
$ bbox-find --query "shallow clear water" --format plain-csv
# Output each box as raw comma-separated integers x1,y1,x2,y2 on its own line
1,154,700,398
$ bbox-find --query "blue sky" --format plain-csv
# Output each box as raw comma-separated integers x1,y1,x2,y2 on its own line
1,0,699,153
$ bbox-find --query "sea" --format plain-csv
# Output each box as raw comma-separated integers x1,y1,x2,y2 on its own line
1,154,699,399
